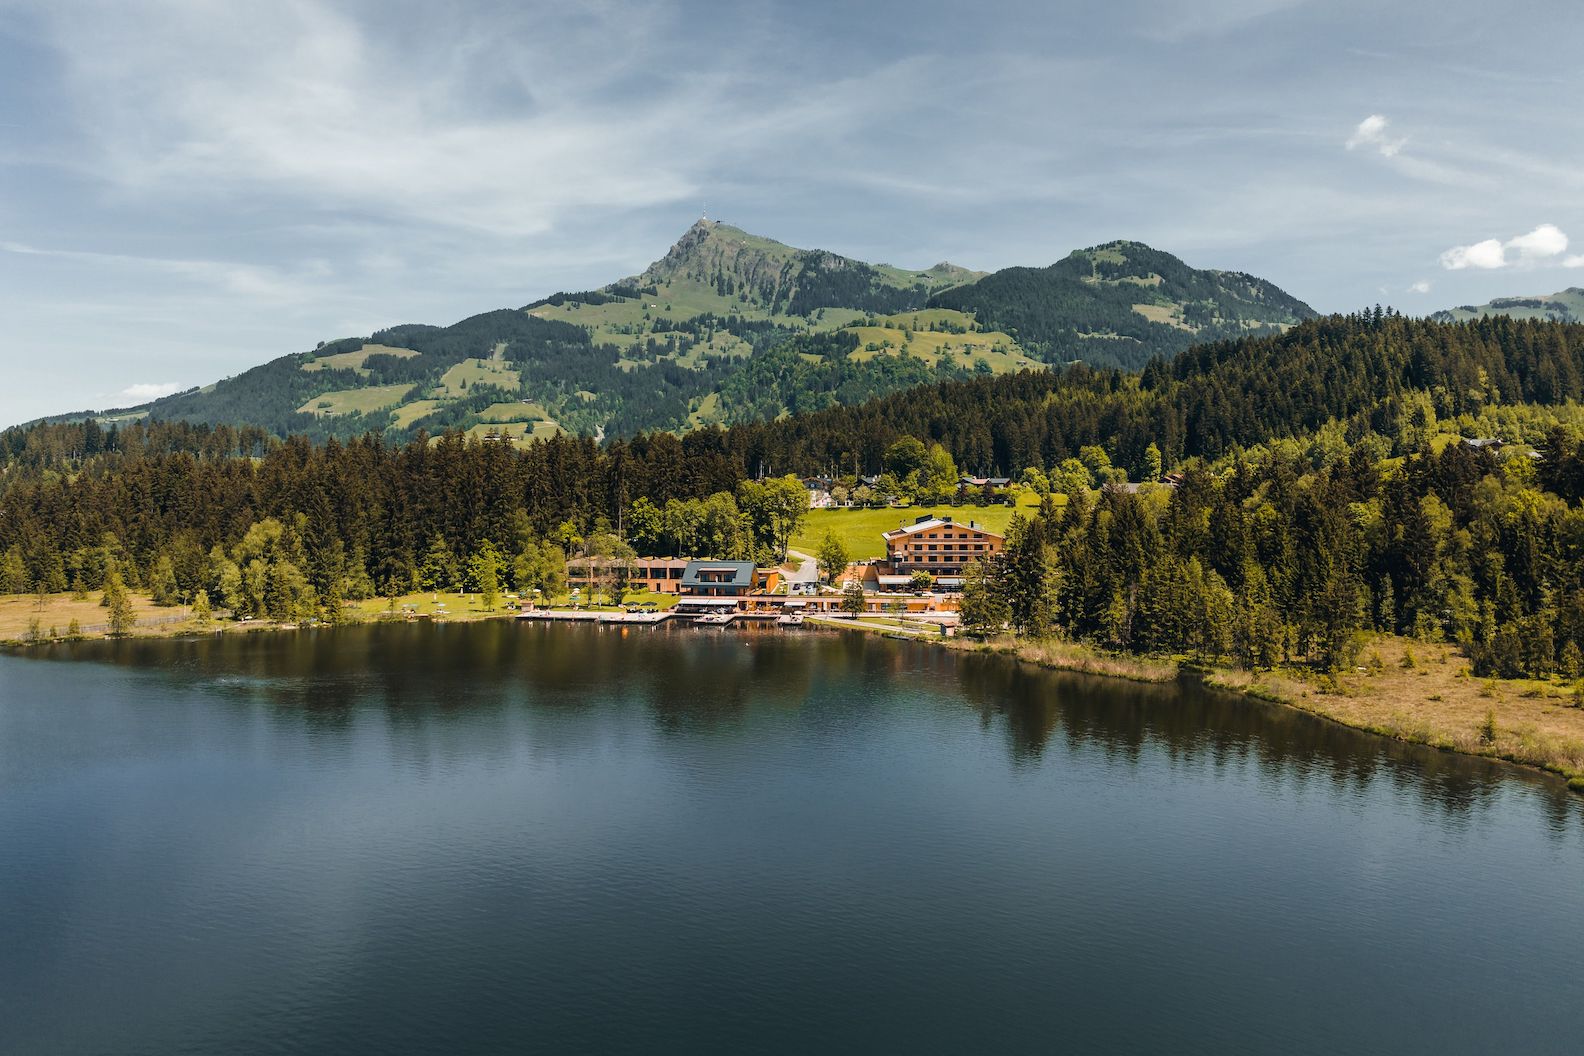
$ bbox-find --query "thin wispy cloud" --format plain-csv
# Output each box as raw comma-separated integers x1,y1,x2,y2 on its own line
1346,114,1406,157
120,382,184,401
3,239,329,303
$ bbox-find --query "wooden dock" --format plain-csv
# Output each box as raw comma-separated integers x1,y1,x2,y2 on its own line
516,609,675,624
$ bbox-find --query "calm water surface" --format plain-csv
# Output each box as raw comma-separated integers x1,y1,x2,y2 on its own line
1,623,1581,1055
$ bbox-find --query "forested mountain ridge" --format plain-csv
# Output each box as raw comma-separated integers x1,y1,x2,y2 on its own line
929,240,1316,370
33,223,1306,442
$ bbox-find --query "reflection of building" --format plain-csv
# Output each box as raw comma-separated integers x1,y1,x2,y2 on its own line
882,515,1004,576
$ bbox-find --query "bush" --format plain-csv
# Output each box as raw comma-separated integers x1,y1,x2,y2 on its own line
1479,709,1497,746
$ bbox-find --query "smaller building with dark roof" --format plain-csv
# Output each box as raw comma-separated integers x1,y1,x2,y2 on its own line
681,559,759,596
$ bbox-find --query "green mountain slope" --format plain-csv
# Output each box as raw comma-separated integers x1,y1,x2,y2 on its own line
1431,288,1584,325
77,221,1018,441
65,224,1308,441
928,240,1316,370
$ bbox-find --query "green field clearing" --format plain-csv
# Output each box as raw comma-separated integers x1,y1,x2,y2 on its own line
433,358,521,398
297,384,415,418
463,421,562,445
389,399,448,429
870,308,980,330
687,391,723,428
478,400,552,422
846,325,1038,372
302,343,420,375
790,497,1048,560
1131,303,1192,330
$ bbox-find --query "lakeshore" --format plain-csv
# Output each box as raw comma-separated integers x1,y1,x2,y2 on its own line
5,589,1582,794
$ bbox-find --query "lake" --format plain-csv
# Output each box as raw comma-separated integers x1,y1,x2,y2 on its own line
1,622,1580,1055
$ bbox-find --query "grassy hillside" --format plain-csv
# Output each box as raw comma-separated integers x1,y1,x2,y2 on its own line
1432,287,1584,325
88,221,1019,441
62,223,1310,441
929,240,1315,370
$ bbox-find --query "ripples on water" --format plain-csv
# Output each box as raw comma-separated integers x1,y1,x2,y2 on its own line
1,623,1580,1056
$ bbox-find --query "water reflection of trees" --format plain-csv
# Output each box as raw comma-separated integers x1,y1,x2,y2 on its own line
48,626,1582,833
950,650,1581,828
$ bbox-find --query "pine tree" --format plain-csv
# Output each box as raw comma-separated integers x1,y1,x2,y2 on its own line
103,572,136,636
959,555,1011,639
1560,639,1583,681
1002,515,1057,638
0,547,28,595
419,536,461,593
149,554,179,606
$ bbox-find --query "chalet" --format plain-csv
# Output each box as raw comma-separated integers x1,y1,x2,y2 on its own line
958,474,1011,489
1462,437,1505,451
801,476,836,509
882,515,1004,577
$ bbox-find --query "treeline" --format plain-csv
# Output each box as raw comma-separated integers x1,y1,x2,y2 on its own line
8,313,1583,486
962,438,1584,679
3,313,1584,678
706,311,1584,476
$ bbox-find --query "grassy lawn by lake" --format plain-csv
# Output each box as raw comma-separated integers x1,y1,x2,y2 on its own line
791,495,1051,560
0,592,183,641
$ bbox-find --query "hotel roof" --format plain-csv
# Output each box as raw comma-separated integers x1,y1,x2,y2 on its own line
881,515,1004,541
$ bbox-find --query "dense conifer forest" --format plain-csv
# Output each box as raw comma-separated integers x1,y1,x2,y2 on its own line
3,311,1584,678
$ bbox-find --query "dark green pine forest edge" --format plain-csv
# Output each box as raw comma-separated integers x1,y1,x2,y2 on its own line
6,312,1584,790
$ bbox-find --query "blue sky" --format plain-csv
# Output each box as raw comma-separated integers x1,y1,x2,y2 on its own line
2,0,1582,426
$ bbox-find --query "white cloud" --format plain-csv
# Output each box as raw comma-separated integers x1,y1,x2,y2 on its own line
1440,238,1507,270
1505,223,1568,261
1565,255,1584,268
1346,114,1406,157
1440,224,1572,270
1408,280,1431,293
120,382,183,401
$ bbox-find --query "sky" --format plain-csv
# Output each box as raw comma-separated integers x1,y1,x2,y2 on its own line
2,0,1582,427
